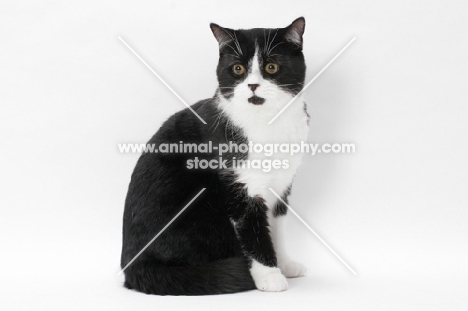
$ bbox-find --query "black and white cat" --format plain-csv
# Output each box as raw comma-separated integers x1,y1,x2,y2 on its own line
121,17,309,295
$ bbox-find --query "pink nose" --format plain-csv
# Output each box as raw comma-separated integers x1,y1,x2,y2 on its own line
248,84,259,92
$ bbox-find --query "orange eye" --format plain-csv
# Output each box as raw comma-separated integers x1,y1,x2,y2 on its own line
232,64,245,75
265,63,279,74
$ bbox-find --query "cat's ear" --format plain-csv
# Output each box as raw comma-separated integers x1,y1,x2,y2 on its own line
210,23,233,50
284,17,306,49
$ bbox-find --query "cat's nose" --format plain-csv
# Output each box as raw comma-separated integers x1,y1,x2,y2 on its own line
248,84,260,92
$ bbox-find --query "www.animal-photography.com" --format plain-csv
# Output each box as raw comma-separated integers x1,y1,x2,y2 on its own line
1,1,467,310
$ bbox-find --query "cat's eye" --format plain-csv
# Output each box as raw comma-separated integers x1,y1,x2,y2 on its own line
265,63,279,74
232,64,245,76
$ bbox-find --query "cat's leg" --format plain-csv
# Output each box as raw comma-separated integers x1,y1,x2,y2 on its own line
269,213,307,278
230,196,288,292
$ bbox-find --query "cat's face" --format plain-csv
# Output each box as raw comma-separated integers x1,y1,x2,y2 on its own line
211,18,306,112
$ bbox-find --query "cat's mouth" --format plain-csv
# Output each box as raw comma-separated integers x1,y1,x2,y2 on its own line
247,96,265,105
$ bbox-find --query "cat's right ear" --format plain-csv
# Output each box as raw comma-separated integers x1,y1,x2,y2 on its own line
210,23,233,50
284,17,306,49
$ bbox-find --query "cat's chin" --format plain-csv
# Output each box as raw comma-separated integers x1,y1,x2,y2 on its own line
247,96,265,105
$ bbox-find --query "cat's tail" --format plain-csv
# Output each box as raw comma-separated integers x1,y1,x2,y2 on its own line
123,257,256,295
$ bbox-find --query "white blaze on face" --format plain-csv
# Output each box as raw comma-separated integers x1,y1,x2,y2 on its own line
247,47,262,86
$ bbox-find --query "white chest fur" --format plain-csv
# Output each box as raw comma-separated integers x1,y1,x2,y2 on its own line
220,94,309,209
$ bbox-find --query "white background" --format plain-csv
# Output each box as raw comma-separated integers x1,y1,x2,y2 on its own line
1,0,467,310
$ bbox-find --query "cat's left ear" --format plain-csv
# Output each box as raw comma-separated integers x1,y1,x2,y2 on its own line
284,17,306,49
210,23,234,50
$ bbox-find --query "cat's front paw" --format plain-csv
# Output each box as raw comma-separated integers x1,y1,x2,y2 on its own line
279,260,307,278
250,261,288,292
254,269,288,292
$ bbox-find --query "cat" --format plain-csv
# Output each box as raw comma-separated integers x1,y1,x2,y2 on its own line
121,17,309,295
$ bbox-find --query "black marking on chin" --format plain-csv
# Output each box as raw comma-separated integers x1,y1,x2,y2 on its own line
247,96,265,105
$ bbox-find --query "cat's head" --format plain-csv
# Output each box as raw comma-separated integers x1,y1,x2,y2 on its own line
210,17,306,113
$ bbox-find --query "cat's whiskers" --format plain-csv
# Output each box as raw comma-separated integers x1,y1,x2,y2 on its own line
269,96,285,111
276,83,303,87
212,94,236,133
223,53,241,59
275,82,305,94
211,108,224,132
265,28,272,55
267,41,286,57
266,29,279,55
221,29,243,56
225,44,240,57
233,31,244,56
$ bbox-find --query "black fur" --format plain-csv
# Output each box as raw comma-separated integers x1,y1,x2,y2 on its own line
273,185,292,217
121,18,306,295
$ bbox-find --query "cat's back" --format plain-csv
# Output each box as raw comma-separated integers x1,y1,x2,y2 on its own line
149,99,214,144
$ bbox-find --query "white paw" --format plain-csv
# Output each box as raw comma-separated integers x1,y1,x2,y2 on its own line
250,260,288,292
254,269,288,292
279,260,307,278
